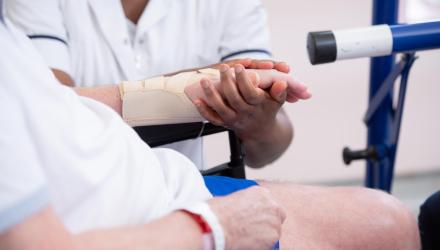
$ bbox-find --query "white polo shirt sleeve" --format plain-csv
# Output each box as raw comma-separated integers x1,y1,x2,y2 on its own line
4,0,71,75
218,0,272,61
0,81,49,233
0,19,50,233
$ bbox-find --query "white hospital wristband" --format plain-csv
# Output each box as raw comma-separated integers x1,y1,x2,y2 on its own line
178,202,225,250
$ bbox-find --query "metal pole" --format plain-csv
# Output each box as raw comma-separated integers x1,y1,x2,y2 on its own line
366,0,399,190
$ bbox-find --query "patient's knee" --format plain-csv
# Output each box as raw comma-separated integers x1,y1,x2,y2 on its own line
357,188,420,249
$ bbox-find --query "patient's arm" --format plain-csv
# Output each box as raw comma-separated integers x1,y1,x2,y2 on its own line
0,206,204,250
1,188,285,250
74,67,308,122
74,85,123,115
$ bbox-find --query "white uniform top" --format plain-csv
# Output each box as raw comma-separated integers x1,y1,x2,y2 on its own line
5,0,272,169
0,17,211,233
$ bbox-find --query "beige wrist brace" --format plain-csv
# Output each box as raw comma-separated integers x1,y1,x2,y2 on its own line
119,69,220,127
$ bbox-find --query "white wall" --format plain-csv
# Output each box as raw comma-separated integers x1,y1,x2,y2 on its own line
205,0,440,184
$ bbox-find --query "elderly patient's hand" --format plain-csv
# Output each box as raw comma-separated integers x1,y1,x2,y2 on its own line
184,64,311,140
208,186,286,250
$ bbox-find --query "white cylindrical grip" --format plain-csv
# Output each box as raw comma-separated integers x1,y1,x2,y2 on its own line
334,24,393,60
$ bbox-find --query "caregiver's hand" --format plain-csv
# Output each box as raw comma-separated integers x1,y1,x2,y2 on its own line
189,64,311,167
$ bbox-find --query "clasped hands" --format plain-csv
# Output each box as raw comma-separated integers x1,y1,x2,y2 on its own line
184,59,311,140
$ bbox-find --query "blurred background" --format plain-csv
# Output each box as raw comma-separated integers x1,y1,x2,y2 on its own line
205,0,440,211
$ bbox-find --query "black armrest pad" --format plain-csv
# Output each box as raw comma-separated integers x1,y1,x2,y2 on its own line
134,122,227,147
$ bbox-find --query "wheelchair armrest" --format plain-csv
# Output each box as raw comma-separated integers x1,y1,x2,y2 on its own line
133,122,246,178
133,122,227,147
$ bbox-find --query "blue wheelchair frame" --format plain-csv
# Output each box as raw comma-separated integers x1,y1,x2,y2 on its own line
338,1,440,192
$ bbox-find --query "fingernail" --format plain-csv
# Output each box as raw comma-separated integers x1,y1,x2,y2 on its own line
234,65,244,73
201,79,210,89
219,64,229,73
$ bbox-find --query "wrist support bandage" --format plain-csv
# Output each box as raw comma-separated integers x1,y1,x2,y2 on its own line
119,69,220,127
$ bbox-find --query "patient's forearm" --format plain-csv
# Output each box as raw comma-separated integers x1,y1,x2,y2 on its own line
2,207,202,250
72,69,309,129
76,211,203,250
74,85,123,116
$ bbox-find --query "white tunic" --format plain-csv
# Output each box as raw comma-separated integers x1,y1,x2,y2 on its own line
5,0,272,169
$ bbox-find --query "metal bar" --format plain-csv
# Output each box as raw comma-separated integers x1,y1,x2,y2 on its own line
364,60,407,124
385,53,417,191
224,131,246,178
391,21,440,53
200,131,246,178
200,164,230,176
306,21,440,65
366,0,399,190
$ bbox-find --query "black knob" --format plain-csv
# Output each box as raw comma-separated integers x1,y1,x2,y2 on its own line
342,147,377,165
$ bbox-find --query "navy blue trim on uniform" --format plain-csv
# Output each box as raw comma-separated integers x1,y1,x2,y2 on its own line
28,35,68,46
221,49,272,61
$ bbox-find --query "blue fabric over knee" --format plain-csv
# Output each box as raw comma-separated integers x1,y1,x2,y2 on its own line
203,176,258,196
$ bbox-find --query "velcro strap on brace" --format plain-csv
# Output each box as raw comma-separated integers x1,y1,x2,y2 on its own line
119,69,220,126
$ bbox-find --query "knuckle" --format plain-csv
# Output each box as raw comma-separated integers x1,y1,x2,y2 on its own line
216,108,228,117
211,120,224,126
229,99,241,109
269,203,280,215
218,110,235,121
211,99,223,108
247,93,261,104
204,87,214,96
253,187,272,200
247,186,265,197
227,112,238,121
237,106,251,115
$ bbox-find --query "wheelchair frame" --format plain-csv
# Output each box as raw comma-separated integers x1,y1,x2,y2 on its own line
308,0,440,192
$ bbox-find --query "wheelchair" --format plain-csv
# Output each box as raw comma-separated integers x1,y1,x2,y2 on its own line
134,122,246,178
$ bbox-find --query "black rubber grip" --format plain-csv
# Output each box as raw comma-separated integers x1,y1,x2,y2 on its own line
307,31,337,65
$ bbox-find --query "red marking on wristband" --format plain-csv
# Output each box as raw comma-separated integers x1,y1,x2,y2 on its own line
182,210,212,234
